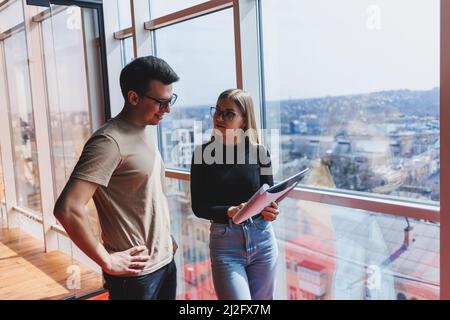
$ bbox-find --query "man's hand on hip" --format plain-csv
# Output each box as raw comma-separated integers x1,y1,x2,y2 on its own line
103,245,150,276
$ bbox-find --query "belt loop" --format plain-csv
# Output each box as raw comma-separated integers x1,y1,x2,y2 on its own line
249,217,253,224
228,218,233,228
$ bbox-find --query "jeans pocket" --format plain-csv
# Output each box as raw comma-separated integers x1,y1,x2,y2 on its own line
210,223,228,239
253,217,270,231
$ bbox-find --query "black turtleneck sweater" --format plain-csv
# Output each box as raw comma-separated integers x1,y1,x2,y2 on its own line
190,139,274,224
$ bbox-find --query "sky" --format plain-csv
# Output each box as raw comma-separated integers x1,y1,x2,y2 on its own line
261,0,440,101
153,0,440,105
1,0,440,108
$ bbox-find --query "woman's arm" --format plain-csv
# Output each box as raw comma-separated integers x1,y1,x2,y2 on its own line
190,150,231,223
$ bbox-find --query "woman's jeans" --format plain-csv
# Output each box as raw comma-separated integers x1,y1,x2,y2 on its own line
103,259,177,300
209,216,278,300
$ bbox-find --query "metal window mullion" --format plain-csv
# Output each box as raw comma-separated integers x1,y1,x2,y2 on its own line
232,0,243,89
102,0,124,118
129,0,137,59
440,0,450,301
132,0,152,58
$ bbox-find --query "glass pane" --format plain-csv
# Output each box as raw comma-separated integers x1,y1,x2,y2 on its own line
261,0,440,204
154,8,236,169
117,0,132,29
121,37,134,66
276,197,439,300
168,175,438,300
0,149,5,227
149,0,206,19
0,0,24,31
42,6,93,196
166,177,217,299
42,5,103,298
4,31,42,213
0,149,4,204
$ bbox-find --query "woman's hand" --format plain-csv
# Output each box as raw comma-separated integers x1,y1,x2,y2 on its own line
261,202,280,222
227,203,246,219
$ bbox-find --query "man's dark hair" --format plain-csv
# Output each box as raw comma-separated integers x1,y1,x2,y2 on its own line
119,55,179,101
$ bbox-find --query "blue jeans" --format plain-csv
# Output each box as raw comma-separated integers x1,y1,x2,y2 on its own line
103,259,177,300
209,216,278,300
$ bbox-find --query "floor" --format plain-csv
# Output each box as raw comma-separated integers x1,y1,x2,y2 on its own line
0,227,103,300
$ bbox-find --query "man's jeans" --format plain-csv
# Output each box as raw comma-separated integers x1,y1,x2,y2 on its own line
209,216,278,300
103,259,177,300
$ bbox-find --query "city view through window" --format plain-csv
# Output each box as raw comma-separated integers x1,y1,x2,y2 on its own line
161,0,440,204
0,0,441,300
157,0,440,300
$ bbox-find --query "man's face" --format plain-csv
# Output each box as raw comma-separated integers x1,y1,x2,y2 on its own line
130,80,174,126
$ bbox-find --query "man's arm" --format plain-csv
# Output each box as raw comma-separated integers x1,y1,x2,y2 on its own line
54,177,150,276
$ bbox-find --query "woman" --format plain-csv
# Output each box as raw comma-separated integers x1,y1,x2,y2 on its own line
190,89,279,300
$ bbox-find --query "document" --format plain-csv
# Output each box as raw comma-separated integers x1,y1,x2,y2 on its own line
232,167,311,224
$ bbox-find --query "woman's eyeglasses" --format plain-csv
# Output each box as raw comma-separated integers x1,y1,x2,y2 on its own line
210,107,237,122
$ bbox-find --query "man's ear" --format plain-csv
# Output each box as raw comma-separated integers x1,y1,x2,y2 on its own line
127,91,140,106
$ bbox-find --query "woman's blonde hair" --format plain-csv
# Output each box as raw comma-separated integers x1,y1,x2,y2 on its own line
216,88,260,145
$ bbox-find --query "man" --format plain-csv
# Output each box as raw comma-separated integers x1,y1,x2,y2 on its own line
54,56,179,300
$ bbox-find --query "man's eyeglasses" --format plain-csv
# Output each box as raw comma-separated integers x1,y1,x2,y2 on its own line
210,107,237,122
143,93,178,111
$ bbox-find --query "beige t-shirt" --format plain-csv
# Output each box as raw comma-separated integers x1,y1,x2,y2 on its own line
70,116,173,276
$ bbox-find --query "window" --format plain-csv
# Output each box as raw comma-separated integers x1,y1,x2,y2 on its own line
149,0,207,19
260,0,440,204
41,6,103,239
0,149,5,226
153,8,236,169
4,30,42,213
276,197,439,300
165,177,217,300
117,0,132,30
0,0,24,31
42,7,93,196
0,148,5,205
121,37,134,66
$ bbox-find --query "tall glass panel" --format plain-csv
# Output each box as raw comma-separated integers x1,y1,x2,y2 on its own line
261,0,440,204
117,0,132,29
0,0,24,31
4,30,42,213
42,5,104,298
0,149,5,227
166,177,217,299
276,197,439,300
154,8,236,170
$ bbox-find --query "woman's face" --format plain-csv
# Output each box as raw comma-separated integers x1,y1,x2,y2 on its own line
213,98,246,138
